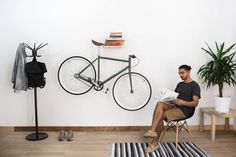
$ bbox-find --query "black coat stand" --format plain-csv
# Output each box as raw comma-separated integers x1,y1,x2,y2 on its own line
24,43,48,141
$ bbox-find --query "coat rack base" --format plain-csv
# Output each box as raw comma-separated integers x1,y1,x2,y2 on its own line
26,132,48,141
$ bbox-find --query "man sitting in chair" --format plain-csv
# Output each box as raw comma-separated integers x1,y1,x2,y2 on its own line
144,64,201,152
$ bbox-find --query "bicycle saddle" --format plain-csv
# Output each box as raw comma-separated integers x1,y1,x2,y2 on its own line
92,40,104,46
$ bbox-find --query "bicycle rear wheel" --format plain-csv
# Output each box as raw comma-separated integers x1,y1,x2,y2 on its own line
58,56,96,95
112,72,152,111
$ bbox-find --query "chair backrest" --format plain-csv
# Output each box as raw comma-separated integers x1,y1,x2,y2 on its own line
188,107,195,119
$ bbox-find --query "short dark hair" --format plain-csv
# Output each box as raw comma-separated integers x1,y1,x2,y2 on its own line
179,64,191,71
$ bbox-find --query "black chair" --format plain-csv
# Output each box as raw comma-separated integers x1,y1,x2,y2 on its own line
159,109,195,149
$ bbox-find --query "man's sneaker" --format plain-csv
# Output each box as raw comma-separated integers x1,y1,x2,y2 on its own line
67,130,74,141
143,130,157,138
58,130,66,141
145,143,160,153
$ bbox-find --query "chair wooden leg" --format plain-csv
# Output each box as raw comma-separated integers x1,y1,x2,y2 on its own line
159,122,169,143
175,122,179,149
158,131,164,143
185,121,193,142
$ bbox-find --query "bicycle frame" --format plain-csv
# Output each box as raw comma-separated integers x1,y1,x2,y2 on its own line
77,54,134,91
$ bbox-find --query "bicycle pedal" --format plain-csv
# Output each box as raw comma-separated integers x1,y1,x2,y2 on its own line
105,88,109,94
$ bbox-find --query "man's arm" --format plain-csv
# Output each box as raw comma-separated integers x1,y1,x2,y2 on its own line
174,96,199,107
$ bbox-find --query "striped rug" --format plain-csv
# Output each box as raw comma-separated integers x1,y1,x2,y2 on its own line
111,142,208,157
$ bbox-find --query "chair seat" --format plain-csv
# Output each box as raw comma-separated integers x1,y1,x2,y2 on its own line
171,109,195,122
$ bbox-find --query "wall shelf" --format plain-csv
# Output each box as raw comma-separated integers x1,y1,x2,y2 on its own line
104,38,125,47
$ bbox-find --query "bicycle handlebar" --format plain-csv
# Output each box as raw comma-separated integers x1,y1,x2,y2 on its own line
129,55,136,58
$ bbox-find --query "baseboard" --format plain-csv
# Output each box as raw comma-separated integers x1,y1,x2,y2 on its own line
0,127,14,132
11,124,234,132
14,126,150,132
191,124,234,131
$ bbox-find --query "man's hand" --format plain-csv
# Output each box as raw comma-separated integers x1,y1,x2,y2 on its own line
174,96,199,107
174,99,185,106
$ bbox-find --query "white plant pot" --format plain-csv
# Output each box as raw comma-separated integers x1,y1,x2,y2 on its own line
214,96,231,113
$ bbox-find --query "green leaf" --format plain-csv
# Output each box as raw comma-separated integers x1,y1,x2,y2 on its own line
222,43,236,56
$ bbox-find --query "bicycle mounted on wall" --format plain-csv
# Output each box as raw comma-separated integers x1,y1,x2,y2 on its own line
57,40,152,111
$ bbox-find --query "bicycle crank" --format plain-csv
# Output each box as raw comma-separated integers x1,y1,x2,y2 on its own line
94,81,104,91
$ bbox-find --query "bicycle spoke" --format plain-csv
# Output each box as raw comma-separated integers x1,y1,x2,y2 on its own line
63,76,75,84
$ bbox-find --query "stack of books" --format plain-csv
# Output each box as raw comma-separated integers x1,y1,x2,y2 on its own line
109,32,122,39
105,32,125,47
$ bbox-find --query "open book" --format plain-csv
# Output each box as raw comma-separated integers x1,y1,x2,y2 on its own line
158,88,179,105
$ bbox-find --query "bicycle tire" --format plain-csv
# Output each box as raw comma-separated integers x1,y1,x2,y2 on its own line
58,56,96,95
112,72,152,111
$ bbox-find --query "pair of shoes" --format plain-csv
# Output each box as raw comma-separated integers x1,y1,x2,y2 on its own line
145,143,160,153
58,130,74,141
143,130,157,138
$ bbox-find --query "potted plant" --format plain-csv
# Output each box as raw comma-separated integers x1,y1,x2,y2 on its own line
198,42,236,113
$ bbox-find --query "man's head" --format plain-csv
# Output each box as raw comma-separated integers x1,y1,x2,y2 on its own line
178,64,191,80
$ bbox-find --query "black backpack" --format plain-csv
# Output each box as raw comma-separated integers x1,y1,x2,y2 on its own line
25,58,47,88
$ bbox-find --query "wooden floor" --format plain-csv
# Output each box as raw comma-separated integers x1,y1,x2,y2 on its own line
0,130,236,157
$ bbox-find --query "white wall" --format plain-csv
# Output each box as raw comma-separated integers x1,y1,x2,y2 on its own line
1,0,236,126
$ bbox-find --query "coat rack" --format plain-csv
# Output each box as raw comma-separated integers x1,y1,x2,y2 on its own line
24,42,48,141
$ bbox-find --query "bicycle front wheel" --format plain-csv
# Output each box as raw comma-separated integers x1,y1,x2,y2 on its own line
58,56,96,95
112,72,152,111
